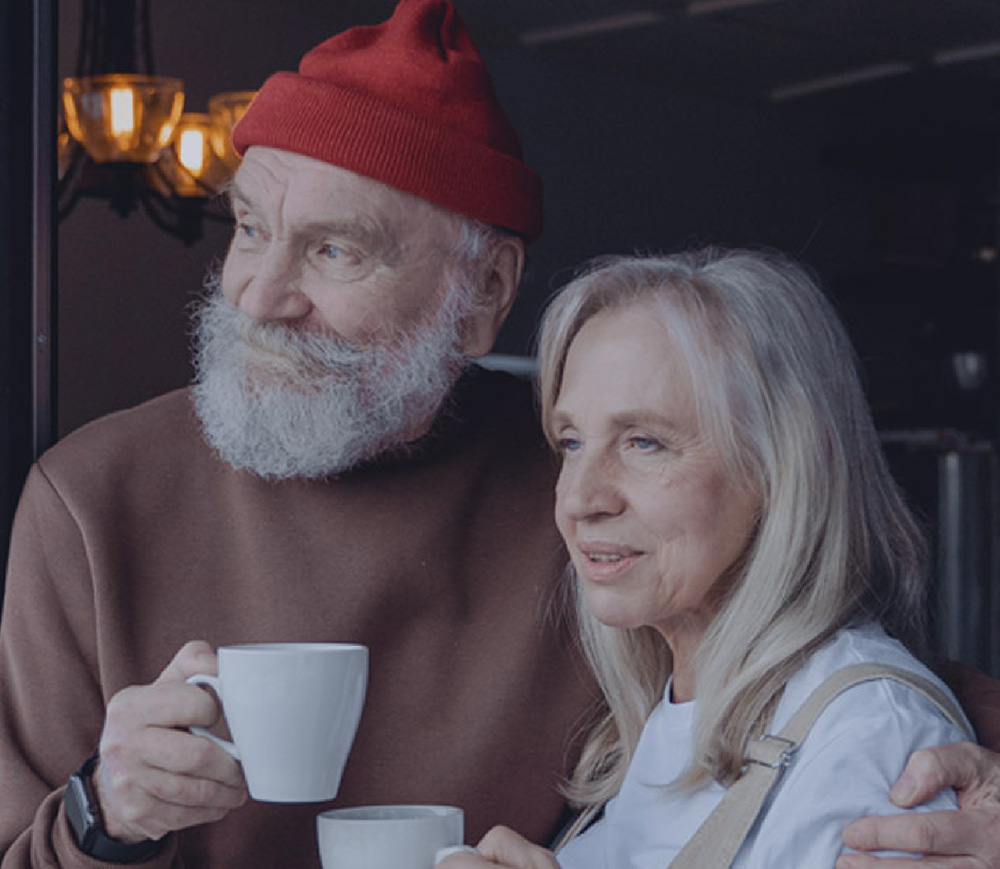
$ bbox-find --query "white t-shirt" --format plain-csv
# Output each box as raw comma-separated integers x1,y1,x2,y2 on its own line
557,623,971,869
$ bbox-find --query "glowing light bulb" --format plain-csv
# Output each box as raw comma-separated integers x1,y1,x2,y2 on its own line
178,128,206,175
109,87,135,137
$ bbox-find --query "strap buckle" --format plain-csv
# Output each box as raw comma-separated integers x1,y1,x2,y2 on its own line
744,734,798,770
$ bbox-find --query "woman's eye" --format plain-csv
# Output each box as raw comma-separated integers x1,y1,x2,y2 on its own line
237,222,259,239
319,243,341,260
557,437,581,454
629,435,662,451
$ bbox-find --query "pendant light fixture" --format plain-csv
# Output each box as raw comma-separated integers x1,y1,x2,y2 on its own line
58,0,254,244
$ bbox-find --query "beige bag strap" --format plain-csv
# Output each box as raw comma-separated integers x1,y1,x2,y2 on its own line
669,663,972,869
553,664,970,862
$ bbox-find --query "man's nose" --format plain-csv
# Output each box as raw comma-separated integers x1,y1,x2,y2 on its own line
229,248,311,323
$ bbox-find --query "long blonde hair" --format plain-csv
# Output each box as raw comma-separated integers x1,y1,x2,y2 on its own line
537,248,927,805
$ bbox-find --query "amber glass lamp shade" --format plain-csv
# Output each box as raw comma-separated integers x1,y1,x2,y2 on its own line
157,112,233,197
62,74,185,163
208,90,257,171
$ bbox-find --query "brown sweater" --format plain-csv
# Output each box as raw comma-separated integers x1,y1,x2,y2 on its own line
0,368,598,868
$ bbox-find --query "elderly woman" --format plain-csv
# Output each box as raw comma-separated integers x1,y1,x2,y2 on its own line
445,248,971,868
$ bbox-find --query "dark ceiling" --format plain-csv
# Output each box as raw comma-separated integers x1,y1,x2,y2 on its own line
456,0,1000,108
63,1,1000,120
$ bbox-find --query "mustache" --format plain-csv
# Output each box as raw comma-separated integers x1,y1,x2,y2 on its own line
193,280,387,382
233,316,366,378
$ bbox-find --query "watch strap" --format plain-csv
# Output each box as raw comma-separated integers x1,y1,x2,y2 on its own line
64,753,161,864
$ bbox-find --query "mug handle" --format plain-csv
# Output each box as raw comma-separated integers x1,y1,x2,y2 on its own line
185,673,241,760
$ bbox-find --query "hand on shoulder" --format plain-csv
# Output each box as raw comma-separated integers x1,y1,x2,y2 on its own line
839,741,1000,867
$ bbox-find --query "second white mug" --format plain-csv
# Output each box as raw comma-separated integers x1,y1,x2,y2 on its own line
317,805,464,869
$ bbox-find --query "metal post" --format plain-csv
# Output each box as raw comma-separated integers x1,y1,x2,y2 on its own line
33,0,58,457
936,445,994,672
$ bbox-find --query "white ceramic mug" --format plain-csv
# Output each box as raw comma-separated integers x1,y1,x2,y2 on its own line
317,805,464,869
186,642,368,803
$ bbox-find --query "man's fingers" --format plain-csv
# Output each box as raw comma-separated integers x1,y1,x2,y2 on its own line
843,810,983,856
98,765,247,842
100,760,247,814
890,743,984,807
130,726,244,787
89,642,247,844
836,856,953,868
96,745,247,843
130,764,247,811
156,640,218,684
852,744,1000,867
105,680,222,731
96,650,248,844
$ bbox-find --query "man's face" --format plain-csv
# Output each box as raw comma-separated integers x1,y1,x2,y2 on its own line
192,146,483,480
221,146,464,348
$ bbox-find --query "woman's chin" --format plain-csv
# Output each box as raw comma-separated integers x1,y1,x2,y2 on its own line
583,594,650,632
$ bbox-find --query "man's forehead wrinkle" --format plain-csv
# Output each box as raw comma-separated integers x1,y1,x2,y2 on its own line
232,153,458,268
231,151,296,201
228,171,289,225
228,175,397,257
227,182,255,213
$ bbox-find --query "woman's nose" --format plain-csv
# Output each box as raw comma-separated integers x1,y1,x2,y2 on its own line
557,455,625,521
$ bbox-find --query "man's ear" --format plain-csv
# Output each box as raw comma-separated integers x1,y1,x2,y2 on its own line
460,235,525,358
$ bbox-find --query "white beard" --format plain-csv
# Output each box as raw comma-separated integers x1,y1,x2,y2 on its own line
191,274,472,480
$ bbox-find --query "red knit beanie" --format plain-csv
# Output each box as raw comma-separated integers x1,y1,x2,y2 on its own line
232,0,543,240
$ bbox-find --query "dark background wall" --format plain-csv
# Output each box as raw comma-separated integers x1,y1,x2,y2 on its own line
55,1,1000,442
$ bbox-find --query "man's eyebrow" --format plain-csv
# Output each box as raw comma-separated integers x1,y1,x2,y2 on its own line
304,216,402,263
301,216,390,246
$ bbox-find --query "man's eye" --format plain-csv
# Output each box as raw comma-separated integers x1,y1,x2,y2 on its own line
311,242,370,280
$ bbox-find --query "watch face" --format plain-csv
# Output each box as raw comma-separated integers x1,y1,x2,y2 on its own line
63,766,161,863
64,773,98,848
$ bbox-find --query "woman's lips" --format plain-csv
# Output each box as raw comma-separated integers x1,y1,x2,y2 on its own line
575,543,642,582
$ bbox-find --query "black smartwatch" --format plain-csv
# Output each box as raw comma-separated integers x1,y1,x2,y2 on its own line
63,753,160,864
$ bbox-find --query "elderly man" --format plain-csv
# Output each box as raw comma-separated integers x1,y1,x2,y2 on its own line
0,1,998,867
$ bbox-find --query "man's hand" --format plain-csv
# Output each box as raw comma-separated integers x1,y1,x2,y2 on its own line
438,826,559,869
94,640,248,843
836,742,1000,868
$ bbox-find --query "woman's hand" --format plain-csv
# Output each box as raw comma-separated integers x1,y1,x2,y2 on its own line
438,826,560,869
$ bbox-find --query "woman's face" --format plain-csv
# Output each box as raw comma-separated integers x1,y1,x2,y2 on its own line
552,302,760,648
